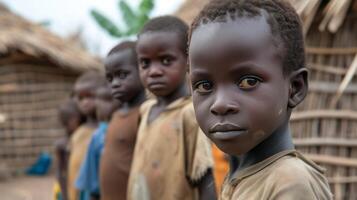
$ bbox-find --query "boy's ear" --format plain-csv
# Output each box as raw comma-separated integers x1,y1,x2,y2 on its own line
288,68,308,108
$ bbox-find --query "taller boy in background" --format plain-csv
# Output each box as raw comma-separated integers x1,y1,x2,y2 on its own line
100,41,146,200
68,71,107,200
127,16,216,200
188,0,332,199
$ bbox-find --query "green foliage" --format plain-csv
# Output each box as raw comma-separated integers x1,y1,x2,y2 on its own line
91,0,154,38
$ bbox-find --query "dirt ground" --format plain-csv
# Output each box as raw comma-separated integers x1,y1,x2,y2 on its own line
0,175,55,200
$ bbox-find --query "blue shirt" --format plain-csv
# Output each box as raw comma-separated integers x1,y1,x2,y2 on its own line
75,122,108,197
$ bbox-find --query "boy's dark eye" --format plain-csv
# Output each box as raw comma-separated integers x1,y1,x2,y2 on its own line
238,76,261,90
139,58,150,69
118,72,128,79
161,57,172,66
194,81,213,94
106,74,113,82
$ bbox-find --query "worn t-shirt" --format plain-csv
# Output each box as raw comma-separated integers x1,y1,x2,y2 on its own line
100,108,140,200
68,125,96,200
127,97,213,200
221,150,333,200
75,122,108,196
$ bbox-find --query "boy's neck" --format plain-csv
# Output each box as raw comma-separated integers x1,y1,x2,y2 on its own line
118,90,146,115
237,121,294,171
84,117,98,128
156,83,189,107
129,90,146,108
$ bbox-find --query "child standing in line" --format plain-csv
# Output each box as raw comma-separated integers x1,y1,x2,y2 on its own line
75,84,120,200
54,99,84,200
127,16,215,200
188,0,332,199
68,71,107,200
100,41,146,200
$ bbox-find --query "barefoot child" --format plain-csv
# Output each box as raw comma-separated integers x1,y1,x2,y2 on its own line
100,41,146,200
127,16,215,200
188,0,333,199
75,84,120,200
68,71,107,200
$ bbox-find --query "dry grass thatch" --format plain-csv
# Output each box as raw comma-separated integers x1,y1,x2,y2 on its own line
0,4,103,73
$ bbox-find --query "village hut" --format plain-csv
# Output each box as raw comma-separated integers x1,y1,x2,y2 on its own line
176,0,357,199
0,4,103,176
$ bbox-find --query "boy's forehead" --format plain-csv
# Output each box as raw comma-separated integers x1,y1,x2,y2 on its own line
189,16,283,65
137,31,182,52
105,49,135,67
190,16,276,53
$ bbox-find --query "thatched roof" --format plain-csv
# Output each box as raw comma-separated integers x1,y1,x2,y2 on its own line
175,0,356,34
291,0,355,34
0,4,103,73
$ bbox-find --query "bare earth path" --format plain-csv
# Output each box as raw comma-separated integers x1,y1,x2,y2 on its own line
0,175,55,200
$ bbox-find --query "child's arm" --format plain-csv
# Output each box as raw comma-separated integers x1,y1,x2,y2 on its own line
198,169,217,200
55,139,69,200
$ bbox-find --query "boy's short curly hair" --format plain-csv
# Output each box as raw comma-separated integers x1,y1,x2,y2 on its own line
107,41,138,65
138,15,189,56
190,0,305,74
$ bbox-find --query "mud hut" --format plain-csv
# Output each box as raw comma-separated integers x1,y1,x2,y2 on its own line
176,0,357,199
0,4,103,176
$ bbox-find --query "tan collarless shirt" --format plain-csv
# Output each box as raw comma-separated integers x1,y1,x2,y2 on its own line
127,97,213,200
221,150,333,200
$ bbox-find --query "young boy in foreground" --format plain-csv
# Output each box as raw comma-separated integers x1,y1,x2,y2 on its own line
100,41,146,200
127,16,215,200
188,0,332,199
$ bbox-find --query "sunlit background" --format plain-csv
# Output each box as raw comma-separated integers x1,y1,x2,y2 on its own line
1,0,184,56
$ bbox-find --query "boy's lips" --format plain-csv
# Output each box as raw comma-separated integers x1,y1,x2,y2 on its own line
148,82,166,89
112,90,125,98
209,123,247,140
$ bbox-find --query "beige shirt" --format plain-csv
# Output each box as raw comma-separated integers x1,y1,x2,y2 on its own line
127,97,213,200
67,125,95,200
221,150,333,200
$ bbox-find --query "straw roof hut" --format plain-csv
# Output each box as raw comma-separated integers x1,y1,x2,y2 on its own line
0,4,103,176
176,0,357,199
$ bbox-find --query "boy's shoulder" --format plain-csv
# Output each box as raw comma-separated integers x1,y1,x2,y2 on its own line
139,99,156,115
225,150,332,200
266,151,327,186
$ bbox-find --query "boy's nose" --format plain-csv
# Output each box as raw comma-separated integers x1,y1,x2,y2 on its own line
210,89,240,116
148,65,163,77
111,77,122,88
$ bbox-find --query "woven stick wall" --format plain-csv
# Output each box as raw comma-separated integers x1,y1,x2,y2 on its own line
290,1,357,199
0,62,77,175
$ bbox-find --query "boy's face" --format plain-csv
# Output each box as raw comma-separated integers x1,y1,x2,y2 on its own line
95,86,120,121
105,50,144,102
189,16,291,156
74,81,97,117
136,32,187,97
